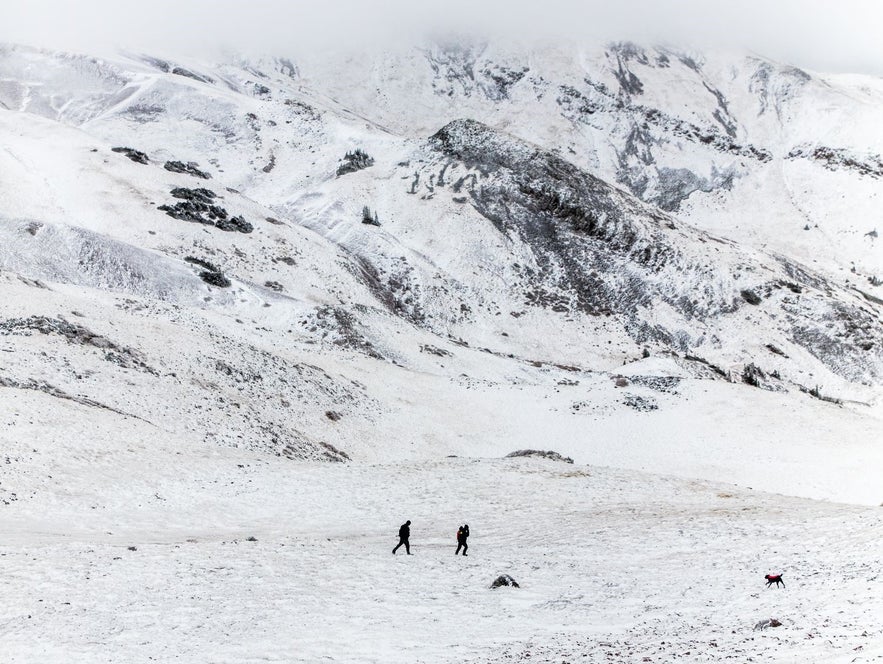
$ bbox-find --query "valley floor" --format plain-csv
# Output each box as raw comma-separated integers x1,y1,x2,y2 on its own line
2,448,881,663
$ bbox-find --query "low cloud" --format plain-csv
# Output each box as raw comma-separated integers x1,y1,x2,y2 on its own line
2,0,881,75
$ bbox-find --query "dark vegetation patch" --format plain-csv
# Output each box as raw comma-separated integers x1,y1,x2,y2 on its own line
336,149,374,176
361,205,381,226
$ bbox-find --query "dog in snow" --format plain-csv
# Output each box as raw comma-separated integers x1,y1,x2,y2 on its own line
764,573,784,588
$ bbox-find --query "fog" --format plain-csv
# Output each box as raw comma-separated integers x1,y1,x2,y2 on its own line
3,0,882,75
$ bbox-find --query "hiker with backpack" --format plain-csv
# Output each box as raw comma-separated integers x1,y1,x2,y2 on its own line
455,524,469,556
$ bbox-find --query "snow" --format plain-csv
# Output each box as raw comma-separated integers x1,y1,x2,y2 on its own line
0,38,882,662
1,405,881,662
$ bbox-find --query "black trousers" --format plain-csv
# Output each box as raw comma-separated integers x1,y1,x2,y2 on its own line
455,540,468,555
393,537,410,554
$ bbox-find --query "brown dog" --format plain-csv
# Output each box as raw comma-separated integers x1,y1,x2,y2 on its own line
765,574,785,588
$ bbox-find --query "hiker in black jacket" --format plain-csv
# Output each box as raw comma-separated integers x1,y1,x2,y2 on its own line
392,520,411,555
455,524,469,556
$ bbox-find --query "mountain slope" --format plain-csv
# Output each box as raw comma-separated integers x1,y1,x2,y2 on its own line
0,40,880,496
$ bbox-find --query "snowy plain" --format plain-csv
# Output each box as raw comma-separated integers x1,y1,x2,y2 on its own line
2,390,881,663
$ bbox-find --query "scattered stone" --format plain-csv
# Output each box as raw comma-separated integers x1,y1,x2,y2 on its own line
490,574,520,589
127,546,137,551
264,280,284,292
505,450,574,464
325,410,342,421
754,618,782,630
622,394,658,411
245,536,258,542
111,147,149,164
630,376,681,393
164,160,211,179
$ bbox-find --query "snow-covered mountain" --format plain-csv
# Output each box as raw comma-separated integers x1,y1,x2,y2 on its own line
0,39,881,478
1,39,882,662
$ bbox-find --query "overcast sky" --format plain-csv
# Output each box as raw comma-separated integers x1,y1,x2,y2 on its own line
3,0,882,75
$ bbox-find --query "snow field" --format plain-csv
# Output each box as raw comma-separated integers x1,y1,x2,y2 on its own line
1,423,881,663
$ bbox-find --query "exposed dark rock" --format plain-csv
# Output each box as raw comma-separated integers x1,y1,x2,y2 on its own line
420,344,451,357
799,383,843,405
312,306,383,360
622,394,658,411
164,160,211,179
787,145,883,178
506,449,574,464
0,374,150,421
317,441,350,462
742,363,766,387
325,410,341,421
264,280,284,292
112,147,149,164
0,316,156,373
766,344,789,357
630,375,681,393
215,215,253,233
158,188,252,233
754,618,783,630
741,289,762,305
170,66,213,84
214,358,262,383
490,574,520,589
337,149,375,176
184,256,232,288
684,355,728,378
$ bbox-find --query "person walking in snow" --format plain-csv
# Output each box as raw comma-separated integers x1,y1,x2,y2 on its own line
392,520,411,555
455,524,469,556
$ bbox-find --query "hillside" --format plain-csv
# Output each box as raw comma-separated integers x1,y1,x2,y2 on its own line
0,38,881,663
